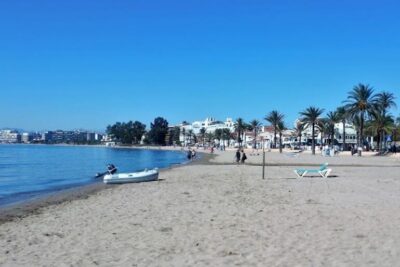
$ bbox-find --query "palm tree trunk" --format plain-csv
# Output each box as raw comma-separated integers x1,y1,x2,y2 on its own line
254,130,257,149
274,126,277,149
298,132,301,148
312,123,315,155
279,132,283,153
342,121,346,151
359,113,364,156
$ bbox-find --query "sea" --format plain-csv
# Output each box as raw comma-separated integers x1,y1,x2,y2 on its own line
0,144,188,207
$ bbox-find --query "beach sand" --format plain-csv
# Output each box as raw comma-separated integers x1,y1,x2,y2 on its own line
1,150,400,266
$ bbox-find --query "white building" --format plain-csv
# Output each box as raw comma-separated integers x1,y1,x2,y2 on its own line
179,117,235,145
21,132,32,143
292,120,358,149
0,130,21,143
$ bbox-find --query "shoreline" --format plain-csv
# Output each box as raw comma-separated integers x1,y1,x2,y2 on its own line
0,151,213,225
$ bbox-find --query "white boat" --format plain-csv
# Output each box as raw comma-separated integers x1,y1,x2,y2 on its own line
103,168,159,184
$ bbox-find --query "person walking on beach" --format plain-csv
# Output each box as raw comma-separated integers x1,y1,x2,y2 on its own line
235,149,241,164
241,149,247,164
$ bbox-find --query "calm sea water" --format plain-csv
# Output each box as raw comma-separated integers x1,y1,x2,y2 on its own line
0,144,187,206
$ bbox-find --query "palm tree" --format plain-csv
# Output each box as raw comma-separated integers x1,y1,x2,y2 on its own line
234,118,246,147
277,121,286,153
221,128,231,148
394,114,400,145
181,127,186,147
367,111,395,153
214,129,223,146
374,92,396,151
249,119,261,149
299,106,325,155
294,121,305,149
343,83,376,156
326,111,340,147
187,129,194,145
352,115,361,149
375,91,397,116
336,106,348,151
205,132,214,144
265,110,285,149
318,118,329,147
199,127,206,147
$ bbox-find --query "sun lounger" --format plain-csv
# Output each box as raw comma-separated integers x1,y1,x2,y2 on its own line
294,163,331,178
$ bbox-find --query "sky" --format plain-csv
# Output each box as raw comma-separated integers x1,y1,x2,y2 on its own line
1,0,399,131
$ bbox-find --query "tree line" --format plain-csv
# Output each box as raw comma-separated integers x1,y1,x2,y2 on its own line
106,117,171,146
248,83,398,156
106,83,399,156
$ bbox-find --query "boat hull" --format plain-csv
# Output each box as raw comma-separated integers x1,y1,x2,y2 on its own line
103,169,159,184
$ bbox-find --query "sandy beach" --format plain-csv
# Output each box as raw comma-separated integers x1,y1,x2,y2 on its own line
1,150,400,266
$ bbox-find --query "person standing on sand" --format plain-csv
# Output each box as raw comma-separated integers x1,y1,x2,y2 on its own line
241,149,247,164
235,149,241,164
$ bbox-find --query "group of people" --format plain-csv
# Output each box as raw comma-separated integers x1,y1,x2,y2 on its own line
235,149,247,164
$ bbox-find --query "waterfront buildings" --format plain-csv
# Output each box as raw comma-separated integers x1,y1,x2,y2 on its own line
178,117,235,145
0,129,103,144
173,116,361,150
0,130,21,143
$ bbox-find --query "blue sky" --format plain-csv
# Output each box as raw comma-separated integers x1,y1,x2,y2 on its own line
1,0,399,131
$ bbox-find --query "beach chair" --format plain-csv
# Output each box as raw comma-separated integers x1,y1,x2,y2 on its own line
294,163,331,178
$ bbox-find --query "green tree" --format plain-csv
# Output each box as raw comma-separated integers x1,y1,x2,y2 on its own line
300,106,324,155
336,106,348,150
374,91,396,151
249,119,261,149
181,127,186,146
294,121,305,149
205,132,214,144
199,127,206,147
393,114,400,143
234,118,246,146
367,111,395,152
317,118,328,147
187,129,194,145
375,91,396,116
131,121,146,144
147,117,169,145
352,115,361,147
343,83,376,156
168,126,180,145
326,111,340,146
221,128,231,148
214,129,223,144
265,110,285,149
277,120,285,153
106,120,146,145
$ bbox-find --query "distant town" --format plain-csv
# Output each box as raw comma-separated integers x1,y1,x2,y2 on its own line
0,129,104,145
0,116,361,151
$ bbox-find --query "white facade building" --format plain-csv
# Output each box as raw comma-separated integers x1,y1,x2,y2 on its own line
0,130,21,143
179,117,235,145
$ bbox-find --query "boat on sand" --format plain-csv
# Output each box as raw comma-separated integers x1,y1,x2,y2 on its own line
103,168,159,184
